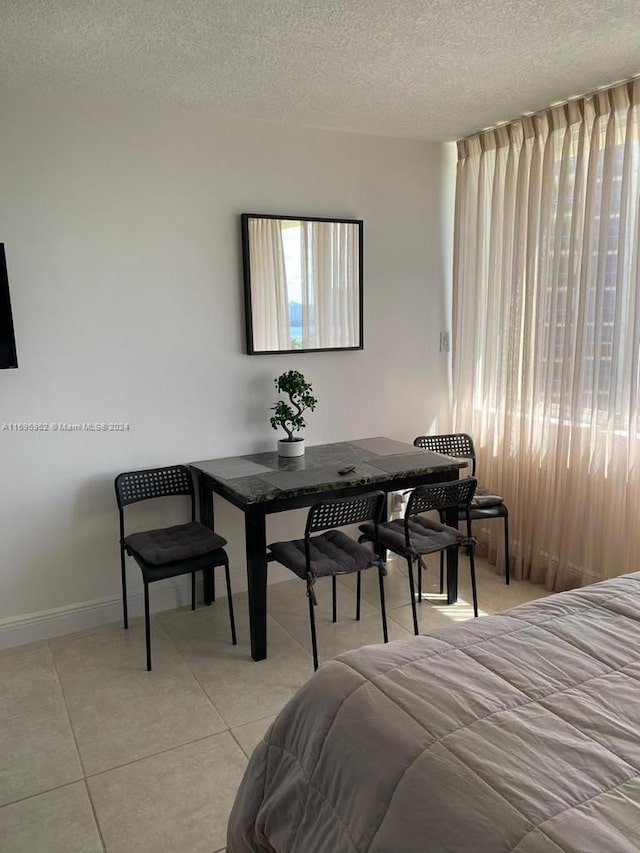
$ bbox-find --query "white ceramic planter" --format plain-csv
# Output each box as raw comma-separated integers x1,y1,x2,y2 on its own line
278,438,305,457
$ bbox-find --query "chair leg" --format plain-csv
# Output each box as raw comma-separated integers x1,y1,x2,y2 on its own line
332,575,337,623
203,567,214,606
438,511,446,595
504,513,510,585
418,554,423,601
406,557,419,636
355,571,361,620
120,547,129,630
463,513,478,617
378,567,389,643
224,559,237,645
144,581,152,671
308,591,319,671
191,572,196,611
469,548,479,617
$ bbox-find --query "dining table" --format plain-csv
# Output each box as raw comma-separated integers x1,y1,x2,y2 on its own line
190,436,466,661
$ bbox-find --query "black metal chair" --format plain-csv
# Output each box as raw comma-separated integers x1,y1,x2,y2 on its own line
268,491,388,671
114,465,237,671
414,434,510,588
359,478,478,635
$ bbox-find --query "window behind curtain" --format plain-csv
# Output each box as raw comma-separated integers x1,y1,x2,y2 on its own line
452,79,640,591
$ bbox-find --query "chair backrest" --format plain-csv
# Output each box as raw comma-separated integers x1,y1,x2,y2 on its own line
405,476,477,523
414,433,476,476
114,465,196,526
305,491,386,537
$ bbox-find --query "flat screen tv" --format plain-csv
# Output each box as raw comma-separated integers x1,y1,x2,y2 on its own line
0,244,18,369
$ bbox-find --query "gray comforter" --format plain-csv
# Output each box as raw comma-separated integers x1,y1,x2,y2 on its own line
228,572,640,852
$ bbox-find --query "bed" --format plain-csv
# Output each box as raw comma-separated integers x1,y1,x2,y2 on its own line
227,572,640,852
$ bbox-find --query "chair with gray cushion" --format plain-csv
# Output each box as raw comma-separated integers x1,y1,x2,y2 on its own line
268,491,387,671
414,434,510,589
115,465,237,671
359,478,478,635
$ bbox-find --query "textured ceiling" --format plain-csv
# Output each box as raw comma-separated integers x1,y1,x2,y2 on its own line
1,0,639,141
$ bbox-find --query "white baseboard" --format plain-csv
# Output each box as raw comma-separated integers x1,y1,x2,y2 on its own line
0,575,222,651
0,561,294,652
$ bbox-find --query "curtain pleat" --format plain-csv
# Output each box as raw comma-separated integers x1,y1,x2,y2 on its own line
299,221,358,349
453,79,640,590
248,218,290,351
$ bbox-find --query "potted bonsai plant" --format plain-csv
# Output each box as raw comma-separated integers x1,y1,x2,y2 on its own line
270,369,317,457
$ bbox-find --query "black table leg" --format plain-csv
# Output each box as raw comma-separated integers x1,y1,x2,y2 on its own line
374,492,389,563
198,475,216,606
445,505,459,604
245,506,268,661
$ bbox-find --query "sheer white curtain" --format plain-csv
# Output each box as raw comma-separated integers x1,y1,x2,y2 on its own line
453,79,640,590
300,221,359,348
248,218,290,351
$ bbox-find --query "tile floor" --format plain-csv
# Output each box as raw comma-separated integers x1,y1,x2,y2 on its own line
0,556,548,852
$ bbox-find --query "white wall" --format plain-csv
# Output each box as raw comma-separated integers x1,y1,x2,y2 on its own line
0,91,454,644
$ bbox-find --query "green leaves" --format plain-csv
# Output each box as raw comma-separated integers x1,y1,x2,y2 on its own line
270,370,318,440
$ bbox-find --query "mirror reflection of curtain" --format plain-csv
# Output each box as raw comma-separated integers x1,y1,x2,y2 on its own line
249,218,290,351
300,221,359,348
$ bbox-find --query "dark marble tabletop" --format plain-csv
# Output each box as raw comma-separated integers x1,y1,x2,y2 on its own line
190,436,465,505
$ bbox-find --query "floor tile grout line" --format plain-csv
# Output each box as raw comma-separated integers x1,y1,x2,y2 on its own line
153,613,237,727
386,611,419,635
266,609,315,659
89,587,310,730
46,641,89,779
0,779,88,812
229,713,279,759
0,558,529,657
152,612,231,729
158,591,319,726
43,609,208,653
268,580,427,650
134,604,288,744
229,727,251,759
46,621,130,650
0,565,543,824
46,632,230,797
332,562,421,613
233,711,279,731
84,730,233,781
269,575,386,648
267,610,382,665
171,580,315,664
0,733,238,844
46,640,108,851
0,640,50,658
83,779,108,853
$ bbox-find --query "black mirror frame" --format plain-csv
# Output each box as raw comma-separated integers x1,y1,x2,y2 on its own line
241,213,364,355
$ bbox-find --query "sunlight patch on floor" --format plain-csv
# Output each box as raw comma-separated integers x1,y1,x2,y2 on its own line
419,593,489,621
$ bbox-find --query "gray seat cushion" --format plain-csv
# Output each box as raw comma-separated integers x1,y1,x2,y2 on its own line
124,522,227,566
471,486,504,508
360,516,468,557
269,529,380,580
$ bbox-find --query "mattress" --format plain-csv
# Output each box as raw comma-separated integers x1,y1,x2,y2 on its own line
227,572,640,852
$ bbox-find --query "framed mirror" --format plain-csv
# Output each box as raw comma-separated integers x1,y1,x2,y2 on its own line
241,213,363,354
